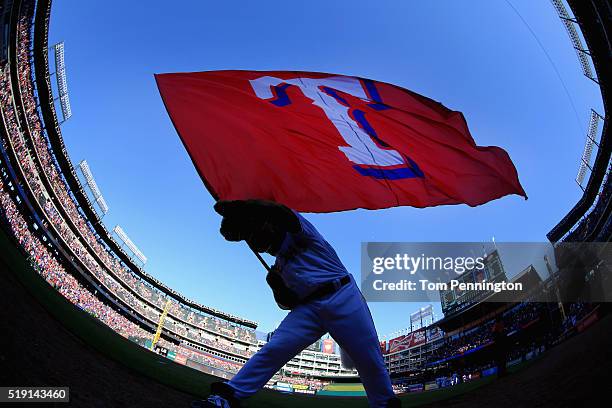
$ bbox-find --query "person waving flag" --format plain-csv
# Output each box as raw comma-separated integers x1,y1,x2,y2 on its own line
156,70,525,408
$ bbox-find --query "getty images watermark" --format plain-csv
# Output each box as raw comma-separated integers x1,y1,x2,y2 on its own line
360,242,612,304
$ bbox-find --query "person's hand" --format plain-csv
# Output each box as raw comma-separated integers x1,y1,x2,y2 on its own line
218,215,252,242
214,199,300,233
214,200,301,256
213,200,251,217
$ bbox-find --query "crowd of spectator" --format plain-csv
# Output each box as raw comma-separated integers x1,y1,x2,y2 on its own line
274,375,329,391
427,320,493,363
1,3,255,364
503,302,544,333
427,302,548,364
425,299,597,371
416,302,596,392
0,150,247,376
391,384,406,394
558,302,596,335
0,177,149,341
2,59,175,345
178,346,244,374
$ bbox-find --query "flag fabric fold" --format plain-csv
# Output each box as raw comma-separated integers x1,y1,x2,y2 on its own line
155,70,526,213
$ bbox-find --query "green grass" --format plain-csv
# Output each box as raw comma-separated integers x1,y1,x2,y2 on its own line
1,226,509,407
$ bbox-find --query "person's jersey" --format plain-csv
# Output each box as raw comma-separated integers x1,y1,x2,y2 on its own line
273,212,349,299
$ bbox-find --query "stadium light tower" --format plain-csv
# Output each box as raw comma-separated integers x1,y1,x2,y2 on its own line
410,304,433,332
52,42,73,122
550,0,598,84
78,160,109,216
113,225,148,265
576,110,604,190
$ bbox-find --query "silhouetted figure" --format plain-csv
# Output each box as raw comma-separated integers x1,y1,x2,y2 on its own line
193,200,400,408
492,315,508,377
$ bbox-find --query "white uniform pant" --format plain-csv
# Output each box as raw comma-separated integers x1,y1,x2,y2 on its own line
227,276,395,407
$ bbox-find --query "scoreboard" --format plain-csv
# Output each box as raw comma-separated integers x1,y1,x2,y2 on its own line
439,250,507,316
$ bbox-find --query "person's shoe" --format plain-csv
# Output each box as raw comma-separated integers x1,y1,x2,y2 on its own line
191,382,242,408
190,395,232,408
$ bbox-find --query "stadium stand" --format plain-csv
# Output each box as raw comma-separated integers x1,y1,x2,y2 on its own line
564,164,612,241
271,376,330,392
547,0,612,242
0,0,258,378
380,0,612,394
381,271,606,393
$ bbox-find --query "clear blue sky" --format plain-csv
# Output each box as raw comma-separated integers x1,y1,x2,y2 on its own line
48,0,602,337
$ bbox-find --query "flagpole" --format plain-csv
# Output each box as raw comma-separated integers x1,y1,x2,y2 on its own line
248,243,273,273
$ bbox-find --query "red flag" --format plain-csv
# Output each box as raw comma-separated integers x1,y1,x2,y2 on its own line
155,70,526,212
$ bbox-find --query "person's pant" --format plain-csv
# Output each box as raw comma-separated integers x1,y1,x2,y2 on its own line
227,276,395,407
